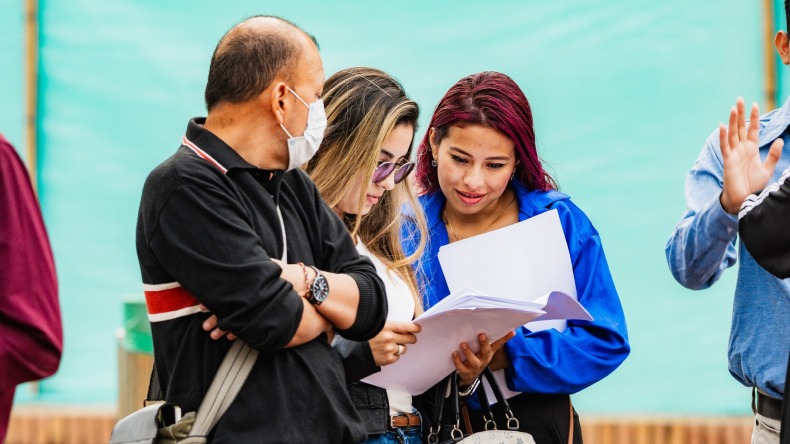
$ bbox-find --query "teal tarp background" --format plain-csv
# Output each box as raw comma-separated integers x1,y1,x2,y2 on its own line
4,0,784,413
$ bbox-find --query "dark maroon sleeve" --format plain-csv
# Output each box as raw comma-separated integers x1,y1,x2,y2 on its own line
0,134,62,393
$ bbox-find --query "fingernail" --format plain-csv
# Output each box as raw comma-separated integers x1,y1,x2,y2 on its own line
480,334,487,342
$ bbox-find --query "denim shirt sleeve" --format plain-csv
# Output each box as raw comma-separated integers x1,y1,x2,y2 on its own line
665,129,739,290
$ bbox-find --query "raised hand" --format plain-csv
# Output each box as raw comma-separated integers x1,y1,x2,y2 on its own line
368,320,421,366
719,98,784,214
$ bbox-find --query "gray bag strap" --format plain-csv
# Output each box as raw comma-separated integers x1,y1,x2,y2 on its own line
179,340,259,443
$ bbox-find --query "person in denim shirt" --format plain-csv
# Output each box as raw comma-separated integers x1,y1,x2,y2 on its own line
665,8,790,438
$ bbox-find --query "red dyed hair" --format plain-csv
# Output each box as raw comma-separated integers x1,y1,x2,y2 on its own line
416,71,557,193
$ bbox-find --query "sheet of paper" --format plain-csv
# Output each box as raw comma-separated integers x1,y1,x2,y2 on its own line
437,209,582,400
361,287,591,395
438,209,575,305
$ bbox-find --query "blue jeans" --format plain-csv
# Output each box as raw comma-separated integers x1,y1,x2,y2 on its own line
360,425,422,444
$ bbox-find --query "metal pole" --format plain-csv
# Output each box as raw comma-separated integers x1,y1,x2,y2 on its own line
763,0,778,111
24,0,40,396
24,0,38,192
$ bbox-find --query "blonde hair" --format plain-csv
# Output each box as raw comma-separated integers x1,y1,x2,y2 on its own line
305,67,427,315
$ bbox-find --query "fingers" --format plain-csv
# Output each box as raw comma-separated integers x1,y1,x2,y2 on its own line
452,346,480,375
392,332,418,345
490,330,516,352
454,334,486,369
374,324,418,344
370,324,418,366
727,106,738,153
736,97,747,142
377,322,418,343
202,314,219,332
765,138,785,174
202,314,235,341
386,320,421,334
747,102,760,144
719,124,729,159
452,342,483,386
210,327,227,340
375,342,408,366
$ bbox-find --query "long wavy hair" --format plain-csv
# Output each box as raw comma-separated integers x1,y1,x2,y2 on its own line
305,67,427,314
416,71,557,194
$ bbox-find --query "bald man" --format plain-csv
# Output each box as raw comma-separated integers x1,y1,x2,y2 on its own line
136,16,387,442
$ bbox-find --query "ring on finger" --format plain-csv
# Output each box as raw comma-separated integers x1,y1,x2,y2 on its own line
396,344,405,356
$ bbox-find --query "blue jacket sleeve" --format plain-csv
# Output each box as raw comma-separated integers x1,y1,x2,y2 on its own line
502,201,630,394
665,130,739,290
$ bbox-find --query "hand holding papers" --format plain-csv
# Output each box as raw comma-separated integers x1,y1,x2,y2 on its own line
361,287,591,395
363,209,591,396
440,209,587,400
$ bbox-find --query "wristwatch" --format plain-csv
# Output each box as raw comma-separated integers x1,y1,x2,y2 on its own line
308,265,329,305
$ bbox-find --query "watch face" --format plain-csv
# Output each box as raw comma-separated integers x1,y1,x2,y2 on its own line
311,274,329,304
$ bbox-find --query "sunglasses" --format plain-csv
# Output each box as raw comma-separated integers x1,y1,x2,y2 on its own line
372,161,415,184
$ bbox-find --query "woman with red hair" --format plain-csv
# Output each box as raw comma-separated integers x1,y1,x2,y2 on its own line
404,72,630,443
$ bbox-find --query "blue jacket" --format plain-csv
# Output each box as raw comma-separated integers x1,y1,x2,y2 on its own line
665,98,790,399
403,181,630,394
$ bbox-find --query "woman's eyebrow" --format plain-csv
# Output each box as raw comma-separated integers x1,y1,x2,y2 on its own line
450,146,509,161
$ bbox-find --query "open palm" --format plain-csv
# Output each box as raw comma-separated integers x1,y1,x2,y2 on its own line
719,98,783,214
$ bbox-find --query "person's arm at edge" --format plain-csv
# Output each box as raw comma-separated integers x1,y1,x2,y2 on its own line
739,169,790,278
0,135,62,390
664,130,740,290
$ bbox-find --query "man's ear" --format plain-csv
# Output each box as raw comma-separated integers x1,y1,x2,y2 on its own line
269,81,288,125
775,31,790,65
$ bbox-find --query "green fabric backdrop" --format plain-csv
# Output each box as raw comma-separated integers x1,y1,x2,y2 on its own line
4,0,782,413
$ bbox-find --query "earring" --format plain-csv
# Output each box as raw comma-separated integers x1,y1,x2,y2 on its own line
510,172,515,181
431,159,437,168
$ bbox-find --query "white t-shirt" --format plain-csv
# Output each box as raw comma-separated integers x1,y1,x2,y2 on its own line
356,240,415,415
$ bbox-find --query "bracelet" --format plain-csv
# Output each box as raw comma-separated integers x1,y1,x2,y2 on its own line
458,376,481,398
298,262,311,299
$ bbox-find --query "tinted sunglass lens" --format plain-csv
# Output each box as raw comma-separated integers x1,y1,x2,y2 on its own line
394,163,415,183
372,162,396,183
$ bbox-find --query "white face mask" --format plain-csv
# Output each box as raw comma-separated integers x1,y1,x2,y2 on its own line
280,86,327,171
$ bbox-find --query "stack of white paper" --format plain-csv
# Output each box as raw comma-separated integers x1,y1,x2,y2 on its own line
362,209,590,398
361,287,591,395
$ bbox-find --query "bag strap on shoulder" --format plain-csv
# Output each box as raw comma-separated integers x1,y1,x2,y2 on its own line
179,340,259,443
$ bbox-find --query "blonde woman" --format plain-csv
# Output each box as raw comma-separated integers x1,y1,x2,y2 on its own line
304,67,428,444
